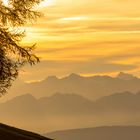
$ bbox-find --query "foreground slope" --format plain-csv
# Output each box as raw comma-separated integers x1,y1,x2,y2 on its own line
0,123,52,140
46,126,140,140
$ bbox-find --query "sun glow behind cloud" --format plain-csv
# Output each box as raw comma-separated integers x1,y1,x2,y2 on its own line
3,0,8,6
39,0,54,7
60,17,89,21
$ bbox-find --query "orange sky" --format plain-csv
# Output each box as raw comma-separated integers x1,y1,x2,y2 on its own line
20,0,140,81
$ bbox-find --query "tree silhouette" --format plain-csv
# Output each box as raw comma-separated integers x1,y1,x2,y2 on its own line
0,0,42,95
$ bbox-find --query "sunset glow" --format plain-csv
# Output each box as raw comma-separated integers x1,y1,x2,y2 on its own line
20,0,140,81
39,0,54,7
3,0,8,6
1,1,140,136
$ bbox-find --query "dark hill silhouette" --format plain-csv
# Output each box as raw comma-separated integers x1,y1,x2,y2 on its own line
7,72,140,100
45,126,140,140
0,123,52,140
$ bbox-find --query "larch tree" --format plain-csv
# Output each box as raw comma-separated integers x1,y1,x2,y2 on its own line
0,0,42,95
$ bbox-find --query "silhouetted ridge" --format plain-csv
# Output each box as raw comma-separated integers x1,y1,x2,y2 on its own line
62,73,83,81
68,73,82,79
97,91,134,102
0,123,52,140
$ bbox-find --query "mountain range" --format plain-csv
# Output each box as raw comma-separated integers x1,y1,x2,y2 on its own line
6,72,140,101
1,91,140,133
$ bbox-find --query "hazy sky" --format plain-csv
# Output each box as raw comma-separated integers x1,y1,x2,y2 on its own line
19,0,140,82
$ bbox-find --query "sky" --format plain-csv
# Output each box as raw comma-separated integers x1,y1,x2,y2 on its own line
19,0,140,82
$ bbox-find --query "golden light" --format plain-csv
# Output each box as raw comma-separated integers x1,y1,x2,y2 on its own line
39,0,54,7
61,16,88,21
3,0,54,8
3,0,8,6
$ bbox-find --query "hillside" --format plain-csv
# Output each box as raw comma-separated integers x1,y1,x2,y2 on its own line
45,126,140,140
0,123,52,140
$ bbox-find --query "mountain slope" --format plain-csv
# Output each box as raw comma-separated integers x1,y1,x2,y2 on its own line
0,123,52,140
45,126,140,140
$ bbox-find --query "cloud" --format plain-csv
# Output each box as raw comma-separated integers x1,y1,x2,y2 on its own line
24,14,140,44
21,0,140,81
41,0,140,17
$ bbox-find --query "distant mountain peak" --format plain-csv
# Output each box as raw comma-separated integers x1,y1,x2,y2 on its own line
6,93,36,104
68,73,82,79
13,93,35,100
117,72,137,80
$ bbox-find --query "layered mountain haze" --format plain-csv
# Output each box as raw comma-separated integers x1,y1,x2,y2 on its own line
0,93,94,133
4,72,140,101
1,72,140,134
1,91,140,133
1,0,140,138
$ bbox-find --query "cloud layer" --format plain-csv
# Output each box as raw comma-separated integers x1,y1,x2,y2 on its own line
20,0,140,81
